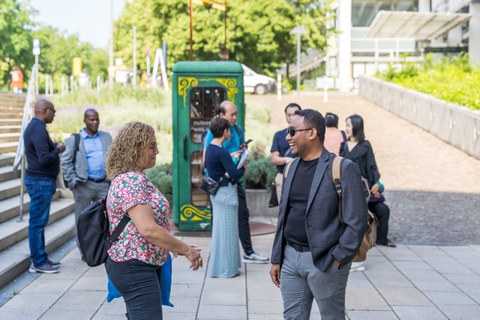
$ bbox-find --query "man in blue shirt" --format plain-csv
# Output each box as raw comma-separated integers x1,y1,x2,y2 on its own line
24,99,66,274
61,109,112,259
270,103,301,202
204,100,269,263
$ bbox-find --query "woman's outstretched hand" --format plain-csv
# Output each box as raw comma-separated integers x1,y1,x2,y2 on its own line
183,245,203,271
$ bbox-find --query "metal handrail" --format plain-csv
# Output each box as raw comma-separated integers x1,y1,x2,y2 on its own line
13,64,37,221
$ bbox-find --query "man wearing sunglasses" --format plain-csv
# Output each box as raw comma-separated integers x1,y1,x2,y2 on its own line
204,100,269,264
270,109,367,319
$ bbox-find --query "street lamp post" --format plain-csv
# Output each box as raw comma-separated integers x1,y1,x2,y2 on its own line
290,26,307,96
133,26,137,90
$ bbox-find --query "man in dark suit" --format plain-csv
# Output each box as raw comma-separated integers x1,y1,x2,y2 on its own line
269,109,367,320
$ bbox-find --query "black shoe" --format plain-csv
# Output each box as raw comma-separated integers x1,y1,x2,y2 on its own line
377,239,396,248
29,263,60,274
46,259,61,267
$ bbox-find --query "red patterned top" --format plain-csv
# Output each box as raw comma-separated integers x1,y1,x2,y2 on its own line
107,171,170,266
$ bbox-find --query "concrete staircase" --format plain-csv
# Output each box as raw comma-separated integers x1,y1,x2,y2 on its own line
0,92,75,288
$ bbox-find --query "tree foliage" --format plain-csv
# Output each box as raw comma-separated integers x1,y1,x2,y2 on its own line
0,0,35,87
114,0,336,75
0,0,108,90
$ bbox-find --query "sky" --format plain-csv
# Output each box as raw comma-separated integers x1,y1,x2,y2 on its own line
29,0,128,49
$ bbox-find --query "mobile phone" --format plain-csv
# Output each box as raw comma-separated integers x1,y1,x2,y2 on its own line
244,139,253,145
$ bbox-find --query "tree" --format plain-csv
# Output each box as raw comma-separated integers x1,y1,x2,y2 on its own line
0,0,35,88
113,0,335,76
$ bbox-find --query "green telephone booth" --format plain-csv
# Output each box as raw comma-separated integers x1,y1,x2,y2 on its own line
171,61,245,231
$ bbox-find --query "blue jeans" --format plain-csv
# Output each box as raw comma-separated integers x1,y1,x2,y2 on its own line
24,176,56,266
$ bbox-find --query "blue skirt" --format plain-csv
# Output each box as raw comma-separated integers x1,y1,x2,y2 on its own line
209,183,241,278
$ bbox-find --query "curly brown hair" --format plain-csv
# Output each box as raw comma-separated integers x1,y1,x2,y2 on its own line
106,121,155,178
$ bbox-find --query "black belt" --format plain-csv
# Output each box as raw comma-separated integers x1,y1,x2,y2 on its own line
88,177,106,183
288,242,310,252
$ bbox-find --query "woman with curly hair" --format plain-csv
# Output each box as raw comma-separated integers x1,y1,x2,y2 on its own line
105,121,202,319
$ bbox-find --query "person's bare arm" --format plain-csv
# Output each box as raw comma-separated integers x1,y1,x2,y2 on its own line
271,151,292,166
128,204,203,270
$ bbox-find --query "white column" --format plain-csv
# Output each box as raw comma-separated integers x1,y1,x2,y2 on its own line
337,0,352,91
418,0,431,12
470,3,480,65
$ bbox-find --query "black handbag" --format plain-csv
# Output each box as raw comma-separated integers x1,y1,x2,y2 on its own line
268,183,278,208
200,176,222,195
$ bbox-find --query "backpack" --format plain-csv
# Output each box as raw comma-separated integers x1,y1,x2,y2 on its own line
63,133,81,188
77,190,130,267
332,156,378,262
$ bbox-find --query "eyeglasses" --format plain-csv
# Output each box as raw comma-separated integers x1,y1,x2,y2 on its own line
287,127,312,137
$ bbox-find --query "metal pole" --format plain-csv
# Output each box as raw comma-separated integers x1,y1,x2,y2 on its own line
35,55,39,96
108,0,114,88
133,26,137,90
190,0,194,61
224,0,227,60
296,33,301,95
18,156,25,222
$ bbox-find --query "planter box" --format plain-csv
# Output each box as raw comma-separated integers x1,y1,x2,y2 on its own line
246,189,278,217
359,76,480,160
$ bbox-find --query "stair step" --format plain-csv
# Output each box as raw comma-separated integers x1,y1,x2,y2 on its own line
0,154,15,167
0,166,20,182
0,126,21,134
0,198,74,252
0,142,17,154
0,133,20,143
0,178,23,201
0,211,75,288
0,120,22,126
0,113,22,120
0,190,61,224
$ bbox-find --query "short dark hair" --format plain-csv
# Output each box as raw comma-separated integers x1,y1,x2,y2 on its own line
284,103,301,114
294,109,325,143
209,117,230,138
325,112,339,128
347,114,365,142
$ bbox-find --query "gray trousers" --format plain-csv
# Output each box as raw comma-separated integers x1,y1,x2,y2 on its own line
280,244,351,320
73,180,109,250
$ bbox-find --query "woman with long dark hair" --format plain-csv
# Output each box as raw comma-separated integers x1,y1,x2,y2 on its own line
340,114,395,248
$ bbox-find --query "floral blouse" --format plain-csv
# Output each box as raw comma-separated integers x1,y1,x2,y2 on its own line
106,171,171,266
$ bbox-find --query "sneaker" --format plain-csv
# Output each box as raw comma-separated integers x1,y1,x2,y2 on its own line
28,263,60,274
46,259,61,267
350,261,365,272
242,252,269,264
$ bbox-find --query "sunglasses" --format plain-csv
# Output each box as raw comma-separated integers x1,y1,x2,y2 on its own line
287,127,312,137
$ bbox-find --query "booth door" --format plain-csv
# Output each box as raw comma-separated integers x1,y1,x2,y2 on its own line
179,86,227,223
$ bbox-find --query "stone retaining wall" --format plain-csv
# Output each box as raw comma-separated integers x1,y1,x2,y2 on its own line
359,76,480,160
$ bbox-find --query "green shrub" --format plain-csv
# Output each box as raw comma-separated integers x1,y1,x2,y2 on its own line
145,163,173,204
377,53,480,110
244,154,276,189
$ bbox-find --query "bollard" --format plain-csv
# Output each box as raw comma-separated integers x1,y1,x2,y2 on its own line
323,76,328,103
277,74,282,101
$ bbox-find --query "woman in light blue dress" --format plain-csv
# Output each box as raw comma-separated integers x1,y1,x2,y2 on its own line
205,117,245,278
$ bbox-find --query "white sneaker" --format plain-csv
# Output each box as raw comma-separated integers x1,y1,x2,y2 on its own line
242,252,269,264
350,261,366,272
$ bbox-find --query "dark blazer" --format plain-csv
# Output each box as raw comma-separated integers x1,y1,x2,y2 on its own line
271,149,368,272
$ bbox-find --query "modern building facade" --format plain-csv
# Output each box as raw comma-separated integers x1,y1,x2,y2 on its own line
329,0,478,90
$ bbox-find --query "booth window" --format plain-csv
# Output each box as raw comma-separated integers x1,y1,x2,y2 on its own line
189,86,227,206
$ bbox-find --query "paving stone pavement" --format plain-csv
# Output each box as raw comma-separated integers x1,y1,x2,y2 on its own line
2,92,480,319
2,220,480,320
250,92,480,245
